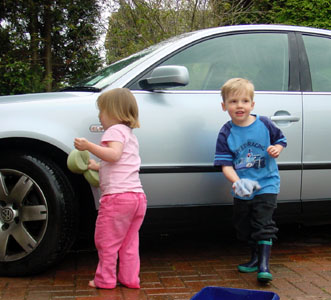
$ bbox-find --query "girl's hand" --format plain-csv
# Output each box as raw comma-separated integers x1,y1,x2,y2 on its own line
267,145,283,158
74,137,89,151
88,159,100,171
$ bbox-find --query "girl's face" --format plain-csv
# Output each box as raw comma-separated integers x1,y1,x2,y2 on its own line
98,110,119,130
221,90,255,126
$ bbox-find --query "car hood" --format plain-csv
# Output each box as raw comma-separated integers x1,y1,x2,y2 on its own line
0,91,96,104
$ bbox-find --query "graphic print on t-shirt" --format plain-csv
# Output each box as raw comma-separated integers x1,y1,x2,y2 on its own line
234,142,266,170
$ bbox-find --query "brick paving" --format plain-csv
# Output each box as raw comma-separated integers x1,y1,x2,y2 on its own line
2,225,331,300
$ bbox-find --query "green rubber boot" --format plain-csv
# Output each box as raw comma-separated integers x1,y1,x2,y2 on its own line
257,240,273,283
237,246,258,273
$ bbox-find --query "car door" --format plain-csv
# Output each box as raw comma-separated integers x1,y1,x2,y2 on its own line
299,33,331,220
129,30,302,210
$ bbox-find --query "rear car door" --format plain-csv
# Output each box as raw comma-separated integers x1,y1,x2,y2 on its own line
299,33,331,222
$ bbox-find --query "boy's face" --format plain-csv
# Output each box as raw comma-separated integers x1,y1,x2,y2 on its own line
222,90,255,126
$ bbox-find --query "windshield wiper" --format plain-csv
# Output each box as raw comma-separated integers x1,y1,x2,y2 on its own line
60,86,101,92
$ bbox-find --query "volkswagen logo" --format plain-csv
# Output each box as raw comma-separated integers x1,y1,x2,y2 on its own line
1,207,14,223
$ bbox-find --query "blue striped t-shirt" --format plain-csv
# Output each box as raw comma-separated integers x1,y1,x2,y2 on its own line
214,115,287,199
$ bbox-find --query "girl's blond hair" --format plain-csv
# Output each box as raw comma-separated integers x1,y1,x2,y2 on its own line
221,78,255,102
97,88,140,128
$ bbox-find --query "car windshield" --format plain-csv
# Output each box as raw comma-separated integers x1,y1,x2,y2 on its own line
64,31,195,91
69,50,152,90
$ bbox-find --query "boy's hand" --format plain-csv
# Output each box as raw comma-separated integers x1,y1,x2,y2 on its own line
267,144,283,158
233,178,261,198
74,137,90,151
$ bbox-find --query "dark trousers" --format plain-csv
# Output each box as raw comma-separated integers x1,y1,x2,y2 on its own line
233,193,278,246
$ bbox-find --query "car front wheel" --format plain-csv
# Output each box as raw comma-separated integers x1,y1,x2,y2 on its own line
0,152,77,276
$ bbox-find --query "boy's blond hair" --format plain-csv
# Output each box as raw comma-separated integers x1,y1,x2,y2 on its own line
97,88,140,129
221,78,255,102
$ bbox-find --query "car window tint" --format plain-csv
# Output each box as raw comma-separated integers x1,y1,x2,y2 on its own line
160,33,289,91
302,35,331,92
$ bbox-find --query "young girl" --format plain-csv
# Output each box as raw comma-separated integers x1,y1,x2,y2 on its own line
74,88,147,289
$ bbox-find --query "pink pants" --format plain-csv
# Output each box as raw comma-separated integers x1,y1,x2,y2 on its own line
93,192,147,289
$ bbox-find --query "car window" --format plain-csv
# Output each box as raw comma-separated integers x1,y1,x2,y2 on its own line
302,35,331,92
152,33,289,91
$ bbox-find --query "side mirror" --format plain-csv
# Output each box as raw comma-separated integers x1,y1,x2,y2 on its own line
139,65,189,91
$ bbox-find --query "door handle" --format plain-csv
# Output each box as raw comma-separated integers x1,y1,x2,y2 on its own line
270,116,300,122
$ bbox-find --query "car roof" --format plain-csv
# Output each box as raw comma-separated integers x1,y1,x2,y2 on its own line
184,24,331,41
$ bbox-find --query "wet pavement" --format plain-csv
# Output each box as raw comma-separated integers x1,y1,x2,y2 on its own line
2,224,331,300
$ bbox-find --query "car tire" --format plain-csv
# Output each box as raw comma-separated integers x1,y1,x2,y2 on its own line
0,152,77,276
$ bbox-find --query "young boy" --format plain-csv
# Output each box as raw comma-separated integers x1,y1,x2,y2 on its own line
214,78,287,283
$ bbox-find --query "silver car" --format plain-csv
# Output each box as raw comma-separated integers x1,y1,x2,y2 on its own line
1,24,331,276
